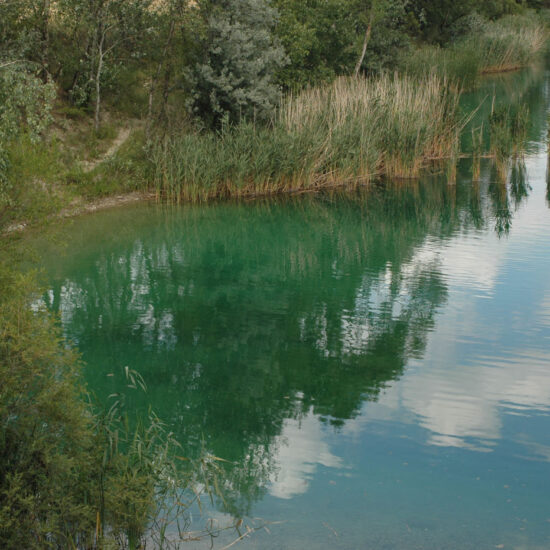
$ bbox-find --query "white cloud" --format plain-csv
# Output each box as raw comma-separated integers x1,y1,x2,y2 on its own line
268,412,342,499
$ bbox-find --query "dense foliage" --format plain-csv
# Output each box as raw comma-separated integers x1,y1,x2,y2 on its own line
154,74,461,201
401,13,548,87
1,0,547,134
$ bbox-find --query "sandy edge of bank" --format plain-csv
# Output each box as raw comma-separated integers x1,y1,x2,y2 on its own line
3,191,157,236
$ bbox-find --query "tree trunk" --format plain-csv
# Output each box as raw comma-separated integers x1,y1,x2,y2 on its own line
146,77,155,139
159,63,172,127
354,16,373,78
94,30,105,133
146,17,176,138
41,0,50,80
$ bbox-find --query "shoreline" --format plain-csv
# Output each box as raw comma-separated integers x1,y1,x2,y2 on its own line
2,61,540,238
3,191,156,236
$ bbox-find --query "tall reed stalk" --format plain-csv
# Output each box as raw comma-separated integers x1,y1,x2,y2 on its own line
152,74,462,203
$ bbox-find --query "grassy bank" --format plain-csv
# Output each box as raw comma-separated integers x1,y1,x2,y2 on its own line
0,119,152,234
402,14,548,88
153,74,461,203
1,67,536,223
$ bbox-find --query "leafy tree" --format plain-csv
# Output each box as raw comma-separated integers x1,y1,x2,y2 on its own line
44,0,152,129
145,0,202,134
0,1,50,75
189,0,287,128
83,0,151,130
273,0,358,88
273,0,411,88
353,0,410,76
0,62,55,228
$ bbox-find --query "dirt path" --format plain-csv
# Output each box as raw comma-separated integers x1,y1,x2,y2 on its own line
81,127,132,173
3,123,155,236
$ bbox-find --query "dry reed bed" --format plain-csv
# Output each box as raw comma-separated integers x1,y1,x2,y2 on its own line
480,20,547,74
403,16,548,87
153,74,462,203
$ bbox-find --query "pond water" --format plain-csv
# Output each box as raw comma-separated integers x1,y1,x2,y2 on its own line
38,68,550,549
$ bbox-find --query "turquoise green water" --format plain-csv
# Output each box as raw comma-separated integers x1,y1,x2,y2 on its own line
39,68,550,549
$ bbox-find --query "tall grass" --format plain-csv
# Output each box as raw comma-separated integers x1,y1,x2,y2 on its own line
479,16,547,74
153,74,462,203
402,15,548,88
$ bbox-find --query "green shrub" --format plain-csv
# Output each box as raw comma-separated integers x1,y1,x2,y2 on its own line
55,105,88,120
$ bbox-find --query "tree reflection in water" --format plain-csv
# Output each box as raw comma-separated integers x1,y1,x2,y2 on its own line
42,159,532,517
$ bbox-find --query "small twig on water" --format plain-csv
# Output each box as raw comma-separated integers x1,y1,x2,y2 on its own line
323,522,338,537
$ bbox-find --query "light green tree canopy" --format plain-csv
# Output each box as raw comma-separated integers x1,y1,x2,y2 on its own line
189,0,287,127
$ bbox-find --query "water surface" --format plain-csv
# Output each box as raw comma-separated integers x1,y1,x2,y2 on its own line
38,68,550,549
